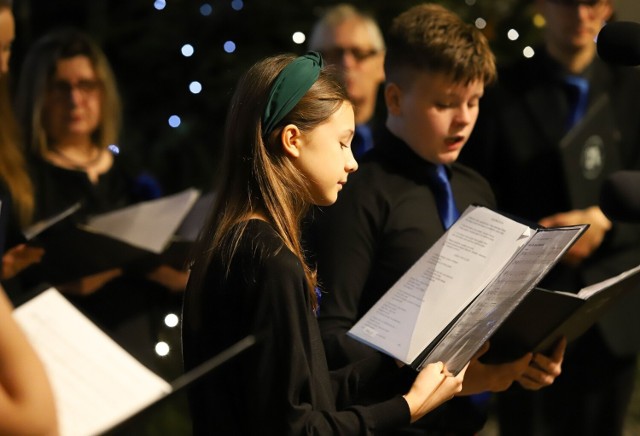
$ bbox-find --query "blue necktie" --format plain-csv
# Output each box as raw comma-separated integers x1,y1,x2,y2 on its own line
352,124,374,159
430,165,460,229
564,75,589,130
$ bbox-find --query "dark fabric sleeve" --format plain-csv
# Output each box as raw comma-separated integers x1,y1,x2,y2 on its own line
244,237,411,435
311,178,393,370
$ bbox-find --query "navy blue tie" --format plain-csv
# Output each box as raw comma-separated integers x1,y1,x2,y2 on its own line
352,124,374,159
430,165,460,229
564,75,589,130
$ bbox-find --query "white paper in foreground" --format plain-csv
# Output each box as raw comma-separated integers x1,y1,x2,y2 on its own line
13,288,171,436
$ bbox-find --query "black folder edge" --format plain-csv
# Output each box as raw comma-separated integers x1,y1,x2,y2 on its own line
101,334,258,435
481,262,640,364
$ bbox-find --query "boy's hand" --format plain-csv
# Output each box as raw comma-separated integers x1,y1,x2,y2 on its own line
518,337,566,391
539,207,610,266
458,342,532,395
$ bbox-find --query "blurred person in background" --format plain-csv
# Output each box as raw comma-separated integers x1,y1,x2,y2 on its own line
14,28,188,372
309,3,385,158
461,0,640,434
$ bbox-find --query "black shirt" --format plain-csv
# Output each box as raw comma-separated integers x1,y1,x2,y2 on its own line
182,219,409,435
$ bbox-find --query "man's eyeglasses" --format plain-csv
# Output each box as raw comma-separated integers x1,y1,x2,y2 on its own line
321,47,381,64
48,79,102,99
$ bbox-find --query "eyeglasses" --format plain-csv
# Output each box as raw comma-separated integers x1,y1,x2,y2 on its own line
48,79,102,99
321,47,381,64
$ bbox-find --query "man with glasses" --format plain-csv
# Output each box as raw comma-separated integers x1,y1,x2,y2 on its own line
461,0,640,434
308,4,385,158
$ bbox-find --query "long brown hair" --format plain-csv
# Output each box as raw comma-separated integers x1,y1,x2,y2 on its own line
0,0,34,228
191,54,348,310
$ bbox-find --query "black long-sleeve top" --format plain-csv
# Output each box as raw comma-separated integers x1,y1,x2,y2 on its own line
182,219,410,435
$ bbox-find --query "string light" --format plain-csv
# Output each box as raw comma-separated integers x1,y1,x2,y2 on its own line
224,41,236,53
168,115,181,128
231,0,243,11
508,29,520,41
523,46,535,58
155,341,170,357
108,144,120,154
533,13,546,28
164,313,180,328
189,81,202,94
475,18,487,30
153,0,166,11
200,3,212,16
181,44,194,57
292,32,306,45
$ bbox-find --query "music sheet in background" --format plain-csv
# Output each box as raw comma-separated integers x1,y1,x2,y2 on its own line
13,288,171,436
85,188,200,253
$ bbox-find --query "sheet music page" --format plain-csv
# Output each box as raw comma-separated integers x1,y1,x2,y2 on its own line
348,206,532,363
424,225,585,374
23,202,81,241
13,288,171,436
84,188,200,253
577,263,640,300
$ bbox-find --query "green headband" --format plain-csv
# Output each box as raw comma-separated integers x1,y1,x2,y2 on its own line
262,51,324,137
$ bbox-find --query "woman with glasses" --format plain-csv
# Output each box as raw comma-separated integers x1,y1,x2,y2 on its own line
14,29,188,368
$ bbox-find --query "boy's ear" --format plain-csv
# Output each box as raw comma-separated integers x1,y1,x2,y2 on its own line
281,124,303,158
385,82,403,116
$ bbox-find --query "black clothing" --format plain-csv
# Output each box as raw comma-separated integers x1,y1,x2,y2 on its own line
0,183,27,256
182,219,409,435
309,127,496,434
26,154,181,373
31,154,143,221
461,46,640,436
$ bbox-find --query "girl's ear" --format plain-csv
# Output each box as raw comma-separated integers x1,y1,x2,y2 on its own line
281,124,303,158
385,82,403,116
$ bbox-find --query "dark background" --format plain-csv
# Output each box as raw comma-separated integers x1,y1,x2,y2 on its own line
8,0,541,194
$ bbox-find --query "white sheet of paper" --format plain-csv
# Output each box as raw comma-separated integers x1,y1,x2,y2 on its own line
85,188,200,253
348,206,532,364
578,263,640,300
13,288,171,436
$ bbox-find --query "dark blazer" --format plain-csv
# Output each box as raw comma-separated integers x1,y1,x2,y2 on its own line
461,46,640,352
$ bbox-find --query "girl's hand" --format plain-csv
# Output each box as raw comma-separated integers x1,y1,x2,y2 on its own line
403,361,466,423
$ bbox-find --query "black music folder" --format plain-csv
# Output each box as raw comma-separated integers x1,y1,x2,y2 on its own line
25,189,200,284
560,93,621,209
481,263,640,363
347,205,587,375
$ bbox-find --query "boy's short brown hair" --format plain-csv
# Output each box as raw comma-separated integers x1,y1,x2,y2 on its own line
385,3,496,87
